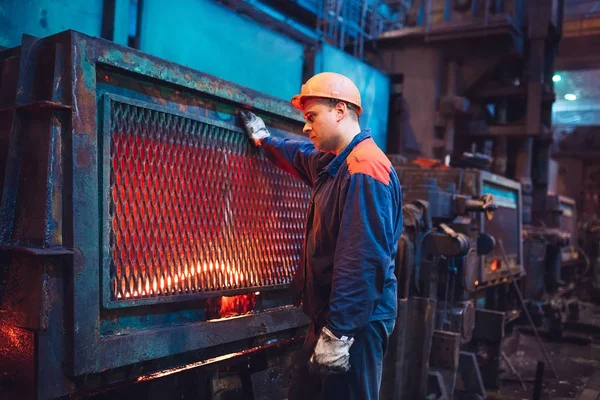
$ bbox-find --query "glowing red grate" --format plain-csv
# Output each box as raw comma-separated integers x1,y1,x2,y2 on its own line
108,99,310,300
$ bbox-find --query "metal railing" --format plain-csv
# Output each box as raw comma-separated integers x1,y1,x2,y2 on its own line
317,0,413,58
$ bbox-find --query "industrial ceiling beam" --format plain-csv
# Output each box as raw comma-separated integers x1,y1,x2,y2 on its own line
557,1,600,70
215,0,320,46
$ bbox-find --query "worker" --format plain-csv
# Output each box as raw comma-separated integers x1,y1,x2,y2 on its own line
240,72,402,400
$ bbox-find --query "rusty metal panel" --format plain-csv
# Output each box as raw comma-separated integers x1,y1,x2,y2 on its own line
0,30,311,398
0,47,21,209
0,323,36,400
64,31,309,376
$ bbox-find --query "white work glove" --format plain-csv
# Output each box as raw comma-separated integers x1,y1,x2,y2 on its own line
308,326,355,375
239,110,270,145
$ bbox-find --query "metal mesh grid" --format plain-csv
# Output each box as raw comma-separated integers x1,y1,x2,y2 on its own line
108,99,310,300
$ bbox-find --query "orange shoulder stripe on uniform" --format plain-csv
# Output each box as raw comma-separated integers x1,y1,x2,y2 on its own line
346,138,392,185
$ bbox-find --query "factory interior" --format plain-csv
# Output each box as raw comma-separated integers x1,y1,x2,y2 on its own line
2,0,600,399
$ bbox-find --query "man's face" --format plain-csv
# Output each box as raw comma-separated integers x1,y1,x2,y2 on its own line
302,98,339,153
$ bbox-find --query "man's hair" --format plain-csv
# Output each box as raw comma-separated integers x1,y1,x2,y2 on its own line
324,98,360,122
303,97,360,121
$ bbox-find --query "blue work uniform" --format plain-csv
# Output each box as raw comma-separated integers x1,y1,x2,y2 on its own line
259,129,402,400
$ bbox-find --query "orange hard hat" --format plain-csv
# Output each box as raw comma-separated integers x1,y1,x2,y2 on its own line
290,72,363,115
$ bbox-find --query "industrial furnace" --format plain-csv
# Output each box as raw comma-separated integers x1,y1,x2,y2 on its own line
0,31,310,399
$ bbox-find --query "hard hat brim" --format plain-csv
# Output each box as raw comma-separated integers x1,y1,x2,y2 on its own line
289,94,363,115
290,95,304,111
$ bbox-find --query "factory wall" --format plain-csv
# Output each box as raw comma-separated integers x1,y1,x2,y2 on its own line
0,0,390,147
0,0,104,48
139,0,304,101
0,0,302,100
379,46,444,158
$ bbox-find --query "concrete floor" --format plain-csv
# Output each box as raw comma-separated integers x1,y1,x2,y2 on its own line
495,302,600,400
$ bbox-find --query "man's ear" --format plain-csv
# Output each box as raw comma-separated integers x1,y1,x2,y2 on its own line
335,102,346,122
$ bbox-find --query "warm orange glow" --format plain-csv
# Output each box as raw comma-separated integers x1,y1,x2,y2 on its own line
116,261,255,299
490,260,500,271
0,325,32,358
135,339,295,383
206,293,257,319
110,129,306,302
136,352,244,382
474,280,479,286
3,326,23,345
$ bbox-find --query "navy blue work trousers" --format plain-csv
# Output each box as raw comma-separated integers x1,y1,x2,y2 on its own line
288,318,395,400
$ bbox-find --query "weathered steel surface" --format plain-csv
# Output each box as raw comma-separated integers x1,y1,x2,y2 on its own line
0,30,309,399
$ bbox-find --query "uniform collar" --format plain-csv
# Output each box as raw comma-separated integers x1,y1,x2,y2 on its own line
325,129,372,177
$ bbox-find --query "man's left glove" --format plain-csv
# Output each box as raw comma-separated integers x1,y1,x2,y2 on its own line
239,110,270,145
308,326,355,375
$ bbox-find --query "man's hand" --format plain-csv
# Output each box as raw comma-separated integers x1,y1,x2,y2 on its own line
308,327,355,375
239,110,270,145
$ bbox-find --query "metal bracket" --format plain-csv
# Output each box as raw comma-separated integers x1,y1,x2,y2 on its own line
430,330,461,371
428,370,450,400
429,330,461,399
1,246,74,256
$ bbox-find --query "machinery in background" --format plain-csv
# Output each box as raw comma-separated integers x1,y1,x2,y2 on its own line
523,194,585,337
394,165,524,293
377,0,561,230
578,217,600,302
531,195,579,271
382,165,525,400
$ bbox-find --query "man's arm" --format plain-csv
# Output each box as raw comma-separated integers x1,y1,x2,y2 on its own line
240,110,319,187
260,136,319,187
327,173,396,337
